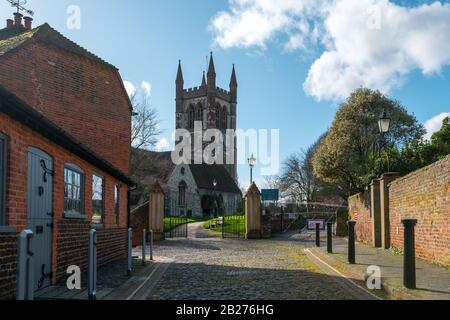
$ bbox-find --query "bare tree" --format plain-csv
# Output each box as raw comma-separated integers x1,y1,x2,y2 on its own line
262,176,280,190
279,134,348,205
131,93,161,150
278,147,318,205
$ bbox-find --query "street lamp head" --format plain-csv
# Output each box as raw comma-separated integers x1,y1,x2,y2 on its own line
378,110,391,134
248,153,257,168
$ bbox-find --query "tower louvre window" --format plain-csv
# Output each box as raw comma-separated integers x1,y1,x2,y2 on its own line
216,105,221,129
195,104,202,122
188,105,195,128
221,107,227,129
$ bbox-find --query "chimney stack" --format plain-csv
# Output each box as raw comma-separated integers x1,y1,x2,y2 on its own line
13,12,23,27
24,17,33,30
6,19,14,28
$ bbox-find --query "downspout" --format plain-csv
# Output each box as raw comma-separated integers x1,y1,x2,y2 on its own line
127,184,138,229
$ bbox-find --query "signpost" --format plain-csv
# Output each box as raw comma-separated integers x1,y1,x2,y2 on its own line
261,189,279,202
307,219,326,231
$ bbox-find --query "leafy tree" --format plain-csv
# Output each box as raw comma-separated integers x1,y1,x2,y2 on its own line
313,88,424,197
366,116,450,178
430,117,450,159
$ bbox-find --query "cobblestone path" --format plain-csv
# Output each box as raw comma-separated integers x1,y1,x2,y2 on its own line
146,225,358,300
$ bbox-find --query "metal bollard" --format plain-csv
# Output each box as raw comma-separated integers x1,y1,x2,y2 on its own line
88,229,97,300
16,230,34,300
402,219,417,289
150,229,154,261
315,223,321,247
142,229,147,266
327,222,333,254
348,221,356,264
127,228,132,276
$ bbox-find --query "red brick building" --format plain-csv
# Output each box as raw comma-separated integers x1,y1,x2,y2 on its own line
0,14,135,299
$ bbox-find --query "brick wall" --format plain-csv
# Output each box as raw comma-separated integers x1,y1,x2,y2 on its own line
0,40,131,174
389,155,450,267
55,220,127,282
0,111,129,292
348,192,372,245
0,232,17,299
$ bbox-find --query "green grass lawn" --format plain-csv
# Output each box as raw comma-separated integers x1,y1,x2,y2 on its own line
163,216,208,232
203,215,246,235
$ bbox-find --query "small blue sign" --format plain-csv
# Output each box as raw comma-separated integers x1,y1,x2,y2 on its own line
261,189,279,201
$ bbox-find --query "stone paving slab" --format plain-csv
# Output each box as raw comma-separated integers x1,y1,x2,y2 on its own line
35,286,114,300
310,237,450,300
35,258,146,300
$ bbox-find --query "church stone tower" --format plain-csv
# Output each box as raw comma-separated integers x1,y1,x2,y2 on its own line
175,53,238,181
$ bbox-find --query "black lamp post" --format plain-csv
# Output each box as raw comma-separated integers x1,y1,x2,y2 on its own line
378,110,392,172
212,179,218,218
248,153,256,184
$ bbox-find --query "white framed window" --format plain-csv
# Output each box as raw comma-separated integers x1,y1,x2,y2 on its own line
92,174,104,224
64,164,84,218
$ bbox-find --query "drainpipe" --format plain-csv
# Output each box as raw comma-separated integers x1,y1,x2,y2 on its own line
127,185,138,229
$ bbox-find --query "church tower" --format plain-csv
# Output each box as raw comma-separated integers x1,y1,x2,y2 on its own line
175,53,238,182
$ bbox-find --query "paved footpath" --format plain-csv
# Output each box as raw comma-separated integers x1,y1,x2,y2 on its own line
307,236,450,300
118,223,382,300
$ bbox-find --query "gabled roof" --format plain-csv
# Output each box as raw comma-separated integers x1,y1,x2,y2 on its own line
0,85,135,186
0,26,35,56
131,148,175,189
189,164,241,194
0,23,116,69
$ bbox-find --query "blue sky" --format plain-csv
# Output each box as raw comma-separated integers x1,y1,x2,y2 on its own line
1,0,449,188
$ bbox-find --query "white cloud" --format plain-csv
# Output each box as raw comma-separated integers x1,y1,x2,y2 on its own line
210,0,321,49
123,80,136,97
141,81,152,97
210,0,450,102
124,80,152,98
424,112,450,140
155,137,171,151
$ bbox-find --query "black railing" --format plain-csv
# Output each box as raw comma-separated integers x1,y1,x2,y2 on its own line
164,216,188,238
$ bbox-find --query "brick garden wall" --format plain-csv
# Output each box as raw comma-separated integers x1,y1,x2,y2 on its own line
348,192,372,245
389,155,450,267
55,220,127,282
0,232,17,299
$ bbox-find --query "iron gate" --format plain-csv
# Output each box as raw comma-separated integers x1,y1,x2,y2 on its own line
165,216,188,238
220,214,246,239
